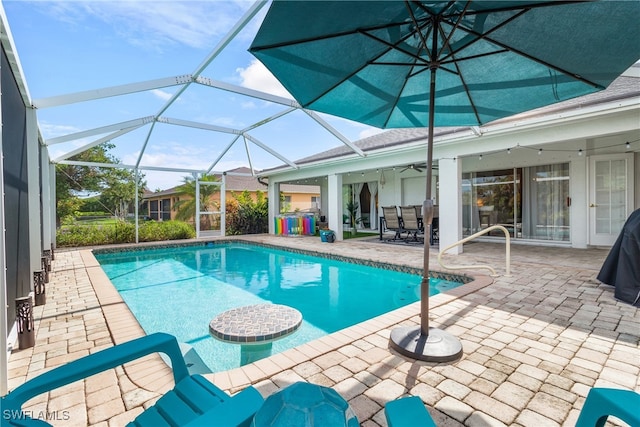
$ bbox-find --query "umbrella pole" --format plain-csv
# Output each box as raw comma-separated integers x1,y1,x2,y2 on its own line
388,63,463,363
420,67,436,337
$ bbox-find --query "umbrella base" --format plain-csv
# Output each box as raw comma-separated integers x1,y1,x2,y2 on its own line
389,325,462,363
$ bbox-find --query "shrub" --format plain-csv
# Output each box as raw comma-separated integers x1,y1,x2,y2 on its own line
75,211,111,217
138,221,195,241
56,220,195,247
226,190,268,235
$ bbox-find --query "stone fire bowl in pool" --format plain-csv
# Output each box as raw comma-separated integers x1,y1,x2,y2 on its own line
251,381,359,427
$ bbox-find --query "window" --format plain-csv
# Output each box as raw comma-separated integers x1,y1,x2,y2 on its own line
161,198,171,221
149,200,159,220
311,196,320,209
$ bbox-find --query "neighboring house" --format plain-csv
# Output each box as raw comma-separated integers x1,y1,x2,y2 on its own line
141,167,320,222
261,70,640,251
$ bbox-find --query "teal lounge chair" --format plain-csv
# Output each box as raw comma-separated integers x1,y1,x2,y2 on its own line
1,333,263,427
386,388,640,427
575,387,640,427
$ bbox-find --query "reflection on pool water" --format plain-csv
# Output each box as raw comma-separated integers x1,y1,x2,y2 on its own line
95,242,464,373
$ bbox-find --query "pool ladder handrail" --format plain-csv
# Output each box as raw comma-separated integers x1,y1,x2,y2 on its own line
437,225,511,277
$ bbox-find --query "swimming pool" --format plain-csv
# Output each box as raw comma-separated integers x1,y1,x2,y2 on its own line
95,242,464,373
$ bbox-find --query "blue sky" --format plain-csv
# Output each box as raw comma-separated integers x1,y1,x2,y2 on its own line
3,1,381,190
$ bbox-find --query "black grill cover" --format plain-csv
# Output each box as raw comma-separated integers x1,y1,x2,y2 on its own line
597,209,640,306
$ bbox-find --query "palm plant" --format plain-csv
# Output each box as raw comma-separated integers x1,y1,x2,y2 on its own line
345,200,361,236
173,174,220,229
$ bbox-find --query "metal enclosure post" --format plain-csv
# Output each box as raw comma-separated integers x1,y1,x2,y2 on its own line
135,169,139,243
195,173,200,238
40,148,52,252
26,108,42,279
0,52,7,395
221,173,226,236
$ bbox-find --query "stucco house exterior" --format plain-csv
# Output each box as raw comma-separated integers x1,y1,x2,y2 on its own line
142,166,320,222
260,69,640,253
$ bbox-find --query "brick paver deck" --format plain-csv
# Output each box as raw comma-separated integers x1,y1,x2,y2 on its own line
6,235,639,427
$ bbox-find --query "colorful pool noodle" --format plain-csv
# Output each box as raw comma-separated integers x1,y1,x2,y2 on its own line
275,215,316,235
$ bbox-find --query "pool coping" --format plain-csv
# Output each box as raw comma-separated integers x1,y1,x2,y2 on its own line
86,237,493,394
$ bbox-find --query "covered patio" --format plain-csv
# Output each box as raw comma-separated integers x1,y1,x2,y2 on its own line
7,237,638,426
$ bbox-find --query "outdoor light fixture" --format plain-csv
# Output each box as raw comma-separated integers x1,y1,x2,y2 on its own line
626,142,631,150
379,169,386,188
507,148,511,154
479,154,483,160
578,149,583,156
538,149,543,155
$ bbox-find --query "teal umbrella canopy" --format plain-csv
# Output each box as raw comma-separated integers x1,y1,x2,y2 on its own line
250,1,640,129
250,0,640,362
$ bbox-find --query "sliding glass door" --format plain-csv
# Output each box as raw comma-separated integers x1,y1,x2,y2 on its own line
522,163,570,241
462,169,521,237
462,163,570,242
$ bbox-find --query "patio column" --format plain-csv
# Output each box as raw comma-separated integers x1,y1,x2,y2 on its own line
439,157,463,254
268,180,280,235
570,154,588,248
320,178,328,222
327,174,343,240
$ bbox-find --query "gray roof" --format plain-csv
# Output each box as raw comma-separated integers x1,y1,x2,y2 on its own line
275,74,639,168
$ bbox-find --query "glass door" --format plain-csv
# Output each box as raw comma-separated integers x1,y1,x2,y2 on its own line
589,154,634,246
462,169,521,237
522,163,570,241
463,164,573,242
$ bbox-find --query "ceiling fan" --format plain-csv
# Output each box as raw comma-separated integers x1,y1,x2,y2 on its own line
399,163,426,173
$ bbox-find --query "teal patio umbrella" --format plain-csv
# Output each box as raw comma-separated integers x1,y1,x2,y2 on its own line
250,1,640,362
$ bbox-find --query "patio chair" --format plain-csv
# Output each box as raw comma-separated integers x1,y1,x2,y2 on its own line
385,396,436,427
399,206,423,242
382,206,404,241
575,387,640,427
1,333,263,427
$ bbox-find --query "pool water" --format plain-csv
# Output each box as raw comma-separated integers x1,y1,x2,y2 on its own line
95,243,463,373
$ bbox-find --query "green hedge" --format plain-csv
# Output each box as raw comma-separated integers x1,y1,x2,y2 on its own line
75,211,111,217
57,220,195,247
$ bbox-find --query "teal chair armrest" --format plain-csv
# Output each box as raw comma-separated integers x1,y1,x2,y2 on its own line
385,396,436,427
2,333,188,416
575,387,640,427
185,386,264,427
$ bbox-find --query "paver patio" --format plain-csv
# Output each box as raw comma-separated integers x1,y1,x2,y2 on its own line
6,235,639,427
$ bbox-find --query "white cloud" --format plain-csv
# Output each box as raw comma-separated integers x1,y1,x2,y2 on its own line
39,122,81,139
151,89,173,101
236,59,291,98
42,1,252,52
241,100,258,109
359,127,386,140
